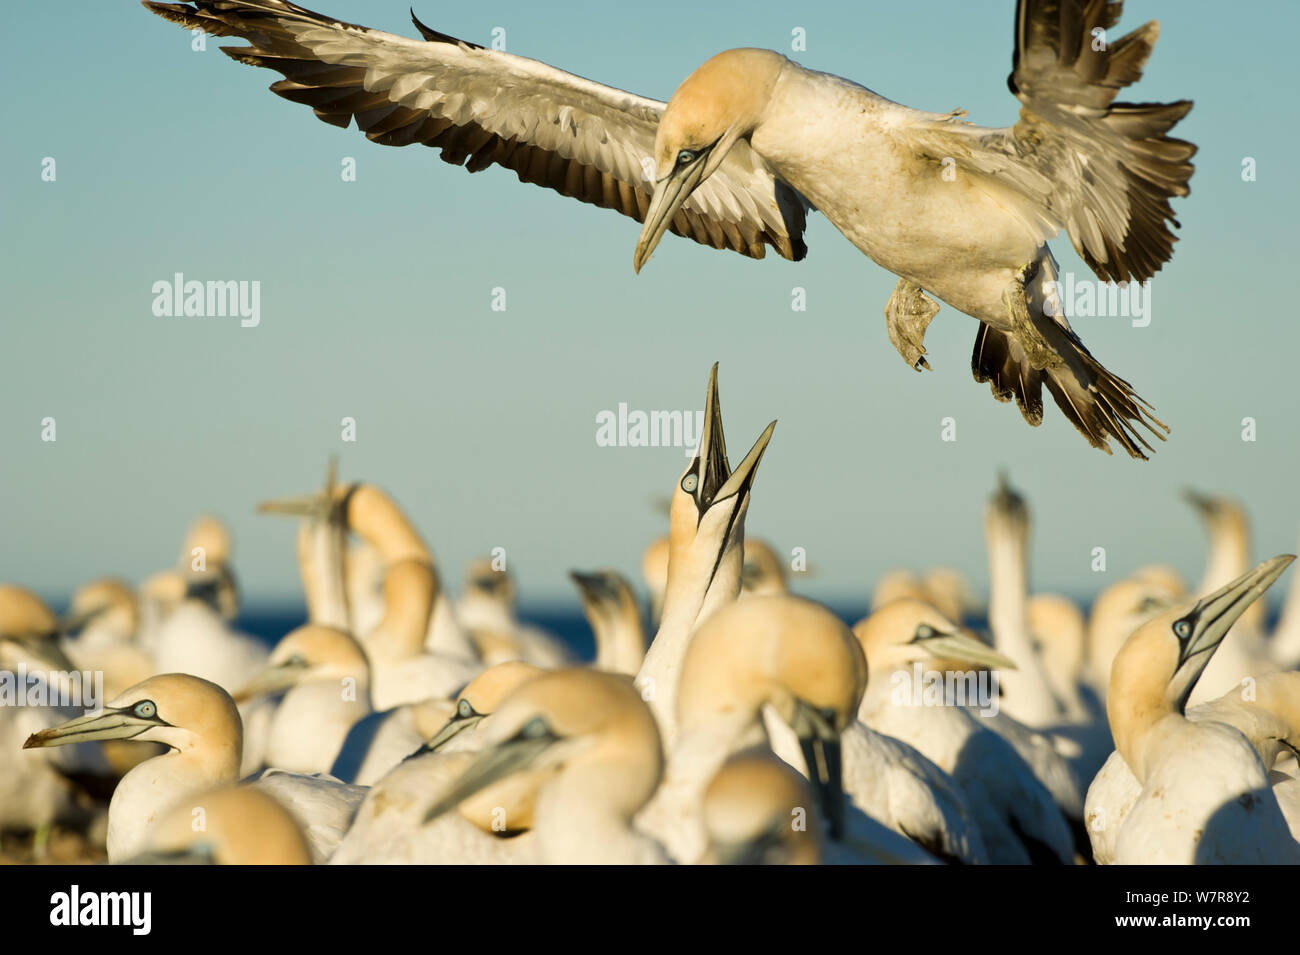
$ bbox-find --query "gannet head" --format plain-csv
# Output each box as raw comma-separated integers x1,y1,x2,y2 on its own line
260,478,432,566
0,585,76,672
741,538,788,597
984,472,1030,541
179,515,239,619
233,624,369,703
1108,555,1293,779
424,669,663,825
1085,572,1186,691
62,578,139,638
1184,488,1249,541
465,557,516,608
133,785,313,865
1026,593,1087,676
24,673,243,771
634,48,787,272
416,660,544,755
570,569,646,673
677,594,864,839
870,570,930,611
853,598,1019,676
662,364,775,626
922,567,978,623
700,750,822,865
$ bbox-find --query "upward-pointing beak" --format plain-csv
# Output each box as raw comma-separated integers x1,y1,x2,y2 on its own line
789,700,845,842
633,152,710,273
1170,554,1294,705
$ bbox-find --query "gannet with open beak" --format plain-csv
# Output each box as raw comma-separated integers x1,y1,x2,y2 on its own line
145,0,1193,457
128,785,313,865
262,473,480,665
570,570,646,676
640,594,935,864
422,669,669,864
1088,556,1300,864
330,660,544,863
636,364,774,742
854,599,1074,864
22,673,242,862
235,624,371,775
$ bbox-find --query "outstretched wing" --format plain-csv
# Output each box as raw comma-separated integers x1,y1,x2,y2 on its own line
905,0,1195,284
144,1,807,262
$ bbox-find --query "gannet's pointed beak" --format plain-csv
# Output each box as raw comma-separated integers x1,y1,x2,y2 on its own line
23,706,161,749
259,458,343,520
422,722,559,824
1169,554,1294,706
233,659,308,704
788,700,845,842
413,710,484,758
1182,487,1218,516
633,149,711,273
917,629,1019,671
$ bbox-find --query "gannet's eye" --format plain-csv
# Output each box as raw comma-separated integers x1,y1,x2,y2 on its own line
1173,619,1192,640
520,717,551,740
286,654,308,668
681,472,699,494
457,699,474,719
914,624,936,641
676,149,696,166
133,700,157,720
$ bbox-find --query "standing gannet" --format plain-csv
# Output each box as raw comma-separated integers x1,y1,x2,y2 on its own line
636,364,775,742
145,0,1193,457
457,559,571,667
422,669,669,864
640,594,936,865
23,673,242,862
330,661,544,862
983,476,1064,727
235,624,371,774
1089,556,1300,863
570,570,646,675
128,785,313,864
699,751,822,865
854,599,1075,864
261,475,480,667
1183,490,1276,703
1088,671,1300,863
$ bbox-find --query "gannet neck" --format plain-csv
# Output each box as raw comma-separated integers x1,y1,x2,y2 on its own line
1189,493,1262,633
641,535,671,628
297,513,351,630
345,483,432,566
983,482,1062,725
572,570,647,675
363,559,437,664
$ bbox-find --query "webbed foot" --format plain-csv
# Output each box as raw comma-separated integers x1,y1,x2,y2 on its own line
884,279,939,372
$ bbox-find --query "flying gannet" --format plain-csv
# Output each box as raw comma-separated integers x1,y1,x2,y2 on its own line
1088,556,1300,864
144,0,1194,457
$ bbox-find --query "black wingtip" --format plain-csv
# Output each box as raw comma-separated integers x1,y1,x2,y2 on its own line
409,8,483,49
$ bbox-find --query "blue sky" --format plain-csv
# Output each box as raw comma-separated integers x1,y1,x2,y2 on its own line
2,1,1298,611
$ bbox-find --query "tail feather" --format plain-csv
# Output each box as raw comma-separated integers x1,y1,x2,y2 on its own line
973,322,1167,460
